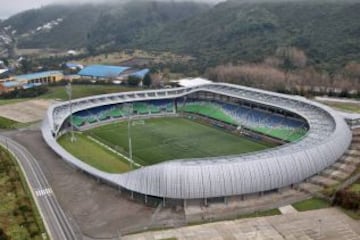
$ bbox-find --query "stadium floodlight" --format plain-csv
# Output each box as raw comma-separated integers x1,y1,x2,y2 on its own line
65,82,76,142
123,103,134,169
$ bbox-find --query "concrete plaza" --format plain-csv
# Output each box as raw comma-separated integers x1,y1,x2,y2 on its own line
124,208,360,240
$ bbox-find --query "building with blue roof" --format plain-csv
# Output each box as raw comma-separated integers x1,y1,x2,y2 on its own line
2,81,20,88
78,65,130,79
15,70,63,83
0,70,63,93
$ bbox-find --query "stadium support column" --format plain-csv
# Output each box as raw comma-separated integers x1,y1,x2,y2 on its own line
162,197,166,207
144,195,148,204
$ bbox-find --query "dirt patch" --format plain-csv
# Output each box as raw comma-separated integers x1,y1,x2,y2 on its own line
0,99,57,123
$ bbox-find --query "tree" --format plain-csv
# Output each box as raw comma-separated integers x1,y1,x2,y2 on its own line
143,73,152,87
127,76,141,86
20,59,33,74
0,228,8,240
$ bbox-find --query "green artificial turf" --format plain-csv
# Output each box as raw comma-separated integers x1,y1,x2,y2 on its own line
87,117,274,166
58,133,131,173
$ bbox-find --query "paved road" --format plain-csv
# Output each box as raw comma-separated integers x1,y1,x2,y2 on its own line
0,134,78,240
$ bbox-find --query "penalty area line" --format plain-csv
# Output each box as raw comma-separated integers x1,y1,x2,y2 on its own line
86,136,142,168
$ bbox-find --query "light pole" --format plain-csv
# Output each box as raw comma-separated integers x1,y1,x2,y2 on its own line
124,103,133,169
66,82,76,142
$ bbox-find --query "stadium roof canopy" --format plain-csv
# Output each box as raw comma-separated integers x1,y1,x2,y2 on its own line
15,71,63,82
78,65,130,78
42,83,352,200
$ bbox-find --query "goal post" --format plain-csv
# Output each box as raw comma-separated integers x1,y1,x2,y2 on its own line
132,120,145,126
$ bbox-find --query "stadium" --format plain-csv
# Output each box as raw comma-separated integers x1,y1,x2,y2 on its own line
41,82,352,204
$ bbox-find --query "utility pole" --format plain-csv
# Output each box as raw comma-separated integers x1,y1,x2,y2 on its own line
66,82,76,142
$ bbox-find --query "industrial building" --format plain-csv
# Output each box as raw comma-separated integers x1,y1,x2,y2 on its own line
0,70,63,93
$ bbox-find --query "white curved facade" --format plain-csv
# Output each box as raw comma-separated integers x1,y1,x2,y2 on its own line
42,83,352,199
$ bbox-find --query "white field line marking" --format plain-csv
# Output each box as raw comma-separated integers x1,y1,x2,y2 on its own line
87,136,142,168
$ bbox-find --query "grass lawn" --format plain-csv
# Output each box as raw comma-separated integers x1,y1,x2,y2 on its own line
350,184,360,192
0,116,18,129
188,208,281,226
39,85,140,101
340,208,360,220
320,101,360,113
236,208,281,219
0,145,46,239
87,117,274,166
0,98,27,106
292,198,331,211
0,85,140,106
349,183,360,192
58,133,131,173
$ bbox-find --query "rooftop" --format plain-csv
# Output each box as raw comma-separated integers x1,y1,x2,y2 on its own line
78,65,130,78
2,81,20,88
130,69,150,79
172,77,213,87
0,69,9,75
15,71,63,81
65,62,83,69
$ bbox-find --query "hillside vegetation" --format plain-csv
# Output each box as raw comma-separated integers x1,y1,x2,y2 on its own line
142,0,360,71
1,1,210,50
0,146,46,239
2,0,360,82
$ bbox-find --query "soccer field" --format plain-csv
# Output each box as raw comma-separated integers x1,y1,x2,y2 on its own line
86,117,274,166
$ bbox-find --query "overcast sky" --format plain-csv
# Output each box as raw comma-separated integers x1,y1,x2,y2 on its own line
0,0,221,20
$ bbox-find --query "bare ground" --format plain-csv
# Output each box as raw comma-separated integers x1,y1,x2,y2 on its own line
0,99,57,123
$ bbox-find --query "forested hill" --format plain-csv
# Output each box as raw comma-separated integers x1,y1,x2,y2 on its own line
2,0,360,70
1,1,210,49
138,0,360,70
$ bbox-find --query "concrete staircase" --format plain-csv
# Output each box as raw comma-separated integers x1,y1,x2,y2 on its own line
297,129,360,195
